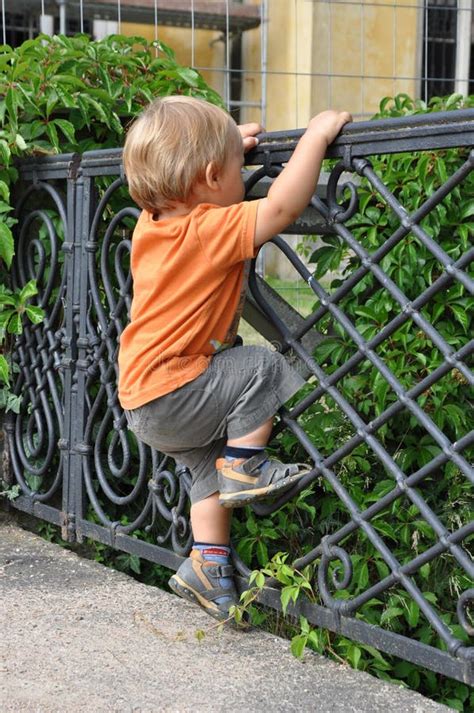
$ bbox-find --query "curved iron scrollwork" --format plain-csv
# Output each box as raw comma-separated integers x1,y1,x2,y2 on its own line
6,181,68,507
317,538,354,615
80,173,192,554
147,463,193,556
457,590,474,638
325,160,359,224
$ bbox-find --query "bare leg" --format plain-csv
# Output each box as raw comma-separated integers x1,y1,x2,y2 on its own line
191,418,274,543
191,492,232,544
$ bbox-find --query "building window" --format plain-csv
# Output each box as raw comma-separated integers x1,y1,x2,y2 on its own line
53,16,92,36
422,0,458,101
4,13,37,46
3,11,92,47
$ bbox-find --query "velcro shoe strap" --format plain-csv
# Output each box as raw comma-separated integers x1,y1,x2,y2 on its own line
240,451,268,474
202,587,235,602
267,462,300,483
205,564,234,579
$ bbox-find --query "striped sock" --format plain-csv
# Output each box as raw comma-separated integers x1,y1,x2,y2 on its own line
224,445,266,462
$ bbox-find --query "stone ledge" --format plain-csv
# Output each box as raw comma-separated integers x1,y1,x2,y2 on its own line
0,509,452,713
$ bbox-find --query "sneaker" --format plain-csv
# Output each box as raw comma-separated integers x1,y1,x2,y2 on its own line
168,549,238,622
217,451,310,508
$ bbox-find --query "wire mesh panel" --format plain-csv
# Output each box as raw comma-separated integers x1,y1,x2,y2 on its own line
6,110,474,683
2,1,473,124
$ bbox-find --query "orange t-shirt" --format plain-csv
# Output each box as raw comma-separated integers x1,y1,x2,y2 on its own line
118,200,260,410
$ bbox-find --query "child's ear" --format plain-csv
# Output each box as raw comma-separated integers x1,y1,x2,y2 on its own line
204,161,220,191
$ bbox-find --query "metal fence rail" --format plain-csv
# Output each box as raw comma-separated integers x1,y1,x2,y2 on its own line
4,109,474,684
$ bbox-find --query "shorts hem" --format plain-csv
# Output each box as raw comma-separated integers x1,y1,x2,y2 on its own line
189,481,219,504
226,397,281,440
226,372,304,440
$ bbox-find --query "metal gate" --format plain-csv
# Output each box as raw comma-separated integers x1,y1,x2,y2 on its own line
4,109,474,684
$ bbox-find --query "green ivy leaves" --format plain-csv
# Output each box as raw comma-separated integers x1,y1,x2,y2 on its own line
0,33,224,156
0,280,44,342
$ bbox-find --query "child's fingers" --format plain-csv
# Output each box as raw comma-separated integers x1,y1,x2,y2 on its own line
242,136,259,153
238,122,264,139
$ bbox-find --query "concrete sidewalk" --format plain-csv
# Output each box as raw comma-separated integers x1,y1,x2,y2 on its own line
0,509,451,713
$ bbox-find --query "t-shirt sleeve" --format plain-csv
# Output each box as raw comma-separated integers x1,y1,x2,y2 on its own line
194,200,260,269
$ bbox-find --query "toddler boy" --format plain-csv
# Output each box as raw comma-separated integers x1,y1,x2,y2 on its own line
119,96,351,622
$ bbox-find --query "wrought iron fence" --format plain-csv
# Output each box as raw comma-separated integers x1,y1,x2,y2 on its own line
4,109,474,684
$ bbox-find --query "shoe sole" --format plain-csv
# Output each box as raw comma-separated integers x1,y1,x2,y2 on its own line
218,470,309,509
168,574,232,623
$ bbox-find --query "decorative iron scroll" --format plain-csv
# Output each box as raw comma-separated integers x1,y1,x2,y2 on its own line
6,109,474,684
5,170,70,526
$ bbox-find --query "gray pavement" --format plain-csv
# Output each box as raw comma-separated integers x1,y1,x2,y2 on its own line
0,508,452,713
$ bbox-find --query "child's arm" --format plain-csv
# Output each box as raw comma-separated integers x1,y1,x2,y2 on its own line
254,110,352,247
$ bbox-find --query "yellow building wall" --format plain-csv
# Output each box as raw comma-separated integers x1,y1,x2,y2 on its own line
307,0,421,122
241,0,314,130
123,0,421,130
242,0,421,130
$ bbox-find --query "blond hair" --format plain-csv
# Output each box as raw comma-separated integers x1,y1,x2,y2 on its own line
123,95,242,212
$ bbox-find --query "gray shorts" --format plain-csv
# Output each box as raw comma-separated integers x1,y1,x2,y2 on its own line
123,345,305,504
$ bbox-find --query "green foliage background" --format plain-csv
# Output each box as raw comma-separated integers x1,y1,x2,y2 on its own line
0,34,472,711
